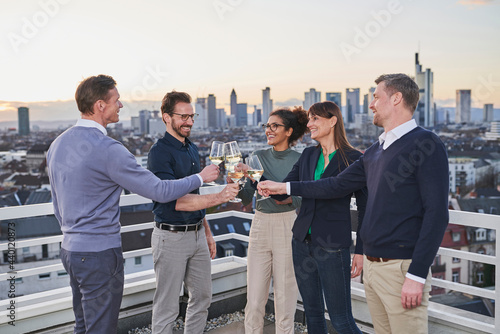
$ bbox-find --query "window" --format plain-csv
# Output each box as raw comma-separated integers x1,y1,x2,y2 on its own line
433,255,441,266
452,232,461,242
243,222,251,232
225,249,234,257
57,271,68,277
213,224,219,231
452,257,461,263
39,273,50,280
477,271,484,284
452,271,460,283
15,277,23,283
476,229,487,241
23,247,29,253
135,257,142,265
227,224,235,233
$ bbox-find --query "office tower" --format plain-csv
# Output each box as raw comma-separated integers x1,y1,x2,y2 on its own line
207,94,217,128
346,88,360,123
367,87,376,120
262,87,273,122
217,108,226,128
131,116,140,133
230,89,237,116
18,107,30,135
138,110,151,134
148,118,165,136
195,97,208,129
363,94,369,114
484,104,494,122
456,90,471,123
254,106,262,125
236,103,247,127
414,53,435,127
325,92,341,108
303,88,321,110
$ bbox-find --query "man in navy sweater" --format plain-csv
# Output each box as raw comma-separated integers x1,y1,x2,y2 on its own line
259,73,449,334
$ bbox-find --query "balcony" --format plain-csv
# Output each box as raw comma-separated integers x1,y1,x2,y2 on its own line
0,192,498,333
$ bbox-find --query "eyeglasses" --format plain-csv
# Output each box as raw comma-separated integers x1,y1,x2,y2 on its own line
261,123,285,131
170,113,199,121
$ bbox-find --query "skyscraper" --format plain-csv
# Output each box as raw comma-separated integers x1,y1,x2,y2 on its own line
303,88,321,110
456,90,471,124
414,53,435,127
254,106,262,126
262,87,273,122
217,108,226,128
230,89,237,117
236,103,247,127
346,88,360,123
18,106,30,135
207,94,217,128
367,87,376,120
484,104,494,122
138,110,151,134
325,92,342,107
195,97,207,129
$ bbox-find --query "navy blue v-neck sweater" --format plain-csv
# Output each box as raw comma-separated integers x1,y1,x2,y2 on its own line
290,127,449,279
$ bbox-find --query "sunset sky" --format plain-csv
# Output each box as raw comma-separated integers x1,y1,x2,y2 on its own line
1,0,499,122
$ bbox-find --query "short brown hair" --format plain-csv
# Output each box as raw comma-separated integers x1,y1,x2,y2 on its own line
161,91,192,121
375,73,419,113
75,75,116,115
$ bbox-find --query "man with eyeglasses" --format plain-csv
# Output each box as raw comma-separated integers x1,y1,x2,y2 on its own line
147,91,239,333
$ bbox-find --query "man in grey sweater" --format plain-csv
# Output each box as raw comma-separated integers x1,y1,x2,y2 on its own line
46,75,219,334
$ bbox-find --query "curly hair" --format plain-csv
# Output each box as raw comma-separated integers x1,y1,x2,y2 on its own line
270,106,309,146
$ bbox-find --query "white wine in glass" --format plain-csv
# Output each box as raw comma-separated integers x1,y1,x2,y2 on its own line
245,155,268,200
224,142,244,203
209,141,225,166
207,141,225,185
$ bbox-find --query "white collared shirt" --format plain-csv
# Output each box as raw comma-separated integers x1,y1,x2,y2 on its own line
75,119,107,136
378,119,417,150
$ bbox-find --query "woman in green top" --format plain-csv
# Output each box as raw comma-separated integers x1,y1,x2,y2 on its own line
238,107,308,334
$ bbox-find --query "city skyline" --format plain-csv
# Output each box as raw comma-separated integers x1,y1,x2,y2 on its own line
0,0,499,122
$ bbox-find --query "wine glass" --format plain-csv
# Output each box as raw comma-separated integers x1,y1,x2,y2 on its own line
245,154,269,201
207,141,225,185
224,141,245,203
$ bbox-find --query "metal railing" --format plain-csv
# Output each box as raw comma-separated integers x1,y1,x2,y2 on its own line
0,193,498,333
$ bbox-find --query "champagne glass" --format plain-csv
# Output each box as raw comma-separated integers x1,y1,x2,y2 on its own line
207,141,225,185
224,141,245,203
245,154,269,201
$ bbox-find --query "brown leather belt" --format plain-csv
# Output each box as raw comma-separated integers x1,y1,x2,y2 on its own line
366,255,393,262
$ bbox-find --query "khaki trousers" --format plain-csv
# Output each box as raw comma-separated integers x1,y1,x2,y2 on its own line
151,225,211,334
363,256,432,334
244,210,298,334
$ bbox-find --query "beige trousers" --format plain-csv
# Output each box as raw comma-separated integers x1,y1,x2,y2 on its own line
363,256,432,334
244,210,298,334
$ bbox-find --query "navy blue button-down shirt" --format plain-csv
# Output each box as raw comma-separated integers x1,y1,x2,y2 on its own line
147,131,204,225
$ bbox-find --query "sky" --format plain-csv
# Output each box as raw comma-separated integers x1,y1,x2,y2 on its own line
0,0,499,122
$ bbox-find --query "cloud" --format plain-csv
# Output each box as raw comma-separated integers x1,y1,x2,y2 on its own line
457,0,494,8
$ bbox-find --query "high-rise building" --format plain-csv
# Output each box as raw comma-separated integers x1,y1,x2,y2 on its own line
254,106,262,125
18,107,30,136
195,97,208,129
363,94,369,115
207,94,217,128
367,87,376,120
230,89,237,116
346,88,360,123
138,110,151,134
484,104,494,122
414,53,435,127
236,103,247,127
217,108,226,128
325,92,341,107
262,87,273,122
456,90,471,124
303,88,321,110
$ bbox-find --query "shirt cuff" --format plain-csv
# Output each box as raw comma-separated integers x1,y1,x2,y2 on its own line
196,174,203,186
286,182,291,195
405,272,426,284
